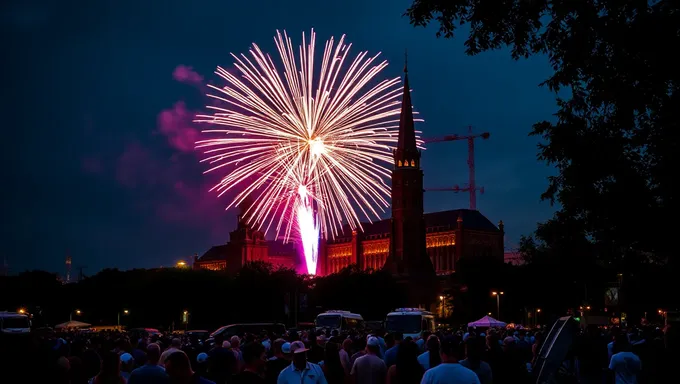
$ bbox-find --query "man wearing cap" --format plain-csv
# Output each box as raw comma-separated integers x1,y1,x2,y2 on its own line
350,336,386,384
420,336,480,384
277,340,328,384
120,353,135,381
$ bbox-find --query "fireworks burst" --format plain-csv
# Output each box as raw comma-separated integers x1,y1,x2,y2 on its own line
196,30,406,274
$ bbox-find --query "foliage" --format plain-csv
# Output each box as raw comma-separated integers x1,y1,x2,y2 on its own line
0,264,406,330
406,0,679,266
2,261,674,328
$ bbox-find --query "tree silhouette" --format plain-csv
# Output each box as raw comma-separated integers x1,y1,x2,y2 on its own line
406,1,679,268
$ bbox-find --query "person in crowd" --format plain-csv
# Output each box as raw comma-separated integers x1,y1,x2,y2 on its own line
608,335,641,384
92,350,127,384
420,336,480,384
234,342,267,384
384,332,403,368
350,336,386,384
266,340,291,384
160,338,183,366
128,343,169,384
321,342,345,384
350,337,367,366
165,350,215,384
417,335,441,371
308,334,326,364
261,332,272,355
277,341,327,384
195,353,209,379
207,333,237,384
460,336,492,384
339,338,352,375
387,339,423,384
494,337,526,384
120,353,135,381
417,332,431,353
68,356,90,384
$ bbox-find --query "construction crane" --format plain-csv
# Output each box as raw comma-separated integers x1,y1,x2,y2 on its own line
423,126,490,210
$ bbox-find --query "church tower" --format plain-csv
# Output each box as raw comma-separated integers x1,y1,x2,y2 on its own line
384,58,437,302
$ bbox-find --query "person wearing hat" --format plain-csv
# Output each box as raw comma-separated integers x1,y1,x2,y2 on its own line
276,341,327,384
421,336,480,384
350,336,386,384
120,353,135,381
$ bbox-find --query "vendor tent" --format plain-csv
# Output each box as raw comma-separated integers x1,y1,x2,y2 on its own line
468,315,506,328
55,320,91,329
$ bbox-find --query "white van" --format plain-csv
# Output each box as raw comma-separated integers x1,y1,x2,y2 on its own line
385,308,435,340
315,310,364,333
0,312,31,334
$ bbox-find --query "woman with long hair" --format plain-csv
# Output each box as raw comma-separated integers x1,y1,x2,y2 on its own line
91,350,125,384
417,335,441,371
322,342,346,384
387,339,424,384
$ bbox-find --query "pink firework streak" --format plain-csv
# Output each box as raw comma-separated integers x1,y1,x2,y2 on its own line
195,30,416,275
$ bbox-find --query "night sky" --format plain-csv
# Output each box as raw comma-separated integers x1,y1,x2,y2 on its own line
4,0,557,274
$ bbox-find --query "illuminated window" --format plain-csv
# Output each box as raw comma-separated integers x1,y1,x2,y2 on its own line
411,160,415,167
398,160,402,167
405,159,410,167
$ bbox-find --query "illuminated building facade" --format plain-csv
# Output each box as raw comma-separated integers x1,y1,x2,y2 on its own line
321,210,504,276
193,207,298,273
194,65,504,276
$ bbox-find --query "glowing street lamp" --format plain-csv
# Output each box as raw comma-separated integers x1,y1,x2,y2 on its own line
118,309,129,327
18,308,26,314
176,261,187,268
491,291,504,318
70,309,82,321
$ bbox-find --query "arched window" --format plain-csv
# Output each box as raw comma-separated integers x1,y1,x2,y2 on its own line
405,159,410,167
411,160,415,167
397,160,402,167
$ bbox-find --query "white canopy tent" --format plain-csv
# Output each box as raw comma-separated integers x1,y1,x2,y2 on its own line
468,315,506,328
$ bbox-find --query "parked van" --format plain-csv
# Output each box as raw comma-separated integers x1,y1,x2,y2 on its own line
315,310,364,333
210,323,286,341
0,312,31,335
385,308,435,340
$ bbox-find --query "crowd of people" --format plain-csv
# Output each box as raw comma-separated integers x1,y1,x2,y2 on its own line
2,322,674,383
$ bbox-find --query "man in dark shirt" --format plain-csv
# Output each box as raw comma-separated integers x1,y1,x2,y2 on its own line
234,342,266,384
207,334,237,383
265,340,291,384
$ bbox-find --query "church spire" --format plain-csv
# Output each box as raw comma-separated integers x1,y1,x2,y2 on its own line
395,51,419,167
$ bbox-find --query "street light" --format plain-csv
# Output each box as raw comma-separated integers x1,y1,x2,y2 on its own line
176,261,187,268
491,291,504,318
18,308,26,314
70,309,82,321
118,309,129,327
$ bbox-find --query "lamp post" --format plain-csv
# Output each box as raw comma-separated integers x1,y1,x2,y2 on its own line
182,310,189,331
118,309,129,328
491,291,504,318
536,308,541,327
70,309,82,322
439,296,444,318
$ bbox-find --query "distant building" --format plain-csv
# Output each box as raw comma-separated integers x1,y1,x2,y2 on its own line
193,63,505,291
193,202,298,273
504,251,524,265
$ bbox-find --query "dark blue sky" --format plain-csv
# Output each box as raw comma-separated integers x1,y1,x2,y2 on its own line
3,0,557,275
